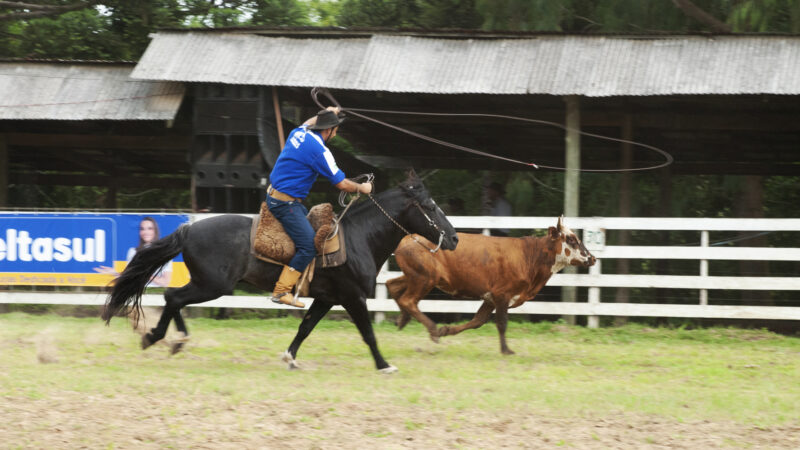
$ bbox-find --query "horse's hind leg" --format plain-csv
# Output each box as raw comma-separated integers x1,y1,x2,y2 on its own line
284,299,333,369
343,297,395,373
169,310,191,355
142,282,226,350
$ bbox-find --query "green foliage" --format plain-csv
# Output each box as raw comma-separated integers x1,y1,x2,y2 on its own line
251,0,311,26
1,9,121,59
476,0,565,31
415,0,482,29
337,0,420,27
728,0,800,32
307,0,342,25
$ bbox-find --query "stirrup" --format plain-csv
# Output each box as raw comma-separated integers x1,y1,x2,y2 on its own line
270,292,305,308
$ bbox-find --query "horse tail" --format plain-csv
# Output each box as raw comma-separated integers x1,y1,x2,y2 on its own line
102,224,190,325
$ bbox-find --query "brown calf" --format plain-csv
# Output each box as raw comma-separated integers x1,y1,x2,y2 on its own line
386,216,596,354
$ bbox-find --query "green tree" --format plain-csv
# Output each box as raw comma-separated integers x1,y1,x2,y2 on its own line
337,0,420,27
416,0,482,29
251,0,310,26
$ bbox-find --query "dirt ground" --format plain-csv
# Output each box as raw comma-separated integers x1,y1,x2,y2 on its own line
2,392,798,449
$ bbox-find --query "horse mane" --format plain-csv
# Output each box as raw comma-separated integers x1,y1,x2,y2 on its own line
340,171,427,219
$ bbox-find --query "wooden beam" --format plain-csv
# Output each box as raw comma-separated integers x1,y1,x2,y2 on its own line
5,133,190,150
10,172,189,189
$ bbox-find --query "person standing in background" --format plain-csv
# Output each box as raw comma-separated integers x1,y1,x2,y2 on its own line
486,182,512,236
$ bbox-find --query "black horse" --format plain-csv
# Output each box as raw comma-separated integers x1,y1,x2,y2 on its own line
102,170,458,372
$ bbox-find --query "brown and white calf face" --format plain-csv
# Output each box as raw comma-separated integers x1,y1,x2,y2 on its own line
549,216,597,273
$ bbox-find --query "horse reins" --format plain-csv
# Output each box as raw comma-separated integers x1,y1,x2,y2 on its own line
368,193,446,253
335,173,445,253
311,87,673,173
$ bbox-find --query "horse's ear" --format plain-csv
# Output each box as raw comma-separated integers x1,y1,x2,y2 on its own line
557,215,565,231
405,168,420,183
548,226,560,239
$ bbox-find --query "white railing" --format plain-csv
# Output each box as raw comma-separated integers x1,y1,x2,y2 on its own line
3,216,800,327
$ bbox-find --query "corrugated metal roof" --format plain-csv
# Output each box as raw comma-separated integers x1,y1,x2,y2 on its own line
0,62,184,120
131,31,800,96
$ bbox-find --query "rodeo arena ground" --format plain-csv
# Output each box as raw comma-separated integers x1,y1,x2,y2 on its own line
2,28,800,448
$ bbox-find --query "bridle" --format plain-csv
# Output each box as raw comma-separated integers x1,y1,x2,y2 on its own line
337,174,446,253
368,193,446,253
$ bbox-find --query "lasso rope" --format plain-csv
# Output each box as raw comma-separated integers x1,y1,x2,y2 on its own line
311,87,673,173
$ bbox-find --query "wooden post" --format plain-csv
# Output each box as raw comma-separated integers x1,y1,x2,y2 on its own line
561,95,581,325
738,176,771,306
614,115,633,326
272,86,286,149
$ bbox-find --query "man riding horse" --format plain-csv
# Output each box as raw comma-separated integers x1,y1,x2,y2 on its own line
266,107,373,308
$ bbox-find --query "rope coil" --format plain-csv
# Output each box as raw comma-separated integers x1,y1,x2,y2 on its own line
311,87,673,173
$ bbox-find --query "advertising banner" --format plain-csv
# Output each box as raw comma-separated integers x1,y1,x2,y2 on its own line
0,213,190,287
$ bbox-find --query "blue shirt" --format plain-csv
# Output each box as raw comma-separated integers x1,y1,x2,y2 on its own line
269,125,346,199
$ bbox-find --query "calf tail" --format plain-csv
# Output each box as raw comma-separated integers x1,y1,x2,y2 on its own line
102,225,190,325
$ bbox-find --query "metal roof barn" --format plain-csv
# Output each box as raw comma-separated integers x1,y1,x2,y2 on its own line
132,32,800,96
0,61,184,120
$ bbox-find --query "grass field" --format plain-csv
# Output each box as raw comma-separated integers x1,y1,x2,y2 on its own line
1,311,799,448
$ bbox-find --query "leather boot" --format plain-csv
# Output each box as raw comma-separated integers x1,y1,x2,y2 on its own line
270,265,304,308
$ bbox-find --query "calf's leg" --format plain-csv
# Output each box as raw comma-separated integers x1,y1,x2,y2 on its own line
437,299,495,338
387,275,440,342
494,300,514,355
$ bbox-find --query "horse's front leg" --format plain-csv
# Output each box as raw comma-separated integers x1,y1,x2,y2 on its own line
342,297,396,373
283,299,333,370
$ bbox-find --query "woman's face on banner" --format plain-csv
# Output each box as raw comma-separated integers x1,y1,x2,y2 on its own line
139,219,157,243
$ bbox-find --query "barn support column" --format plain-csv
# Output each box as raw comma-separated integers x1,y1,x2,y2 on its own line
561,95,581,325
0,134,7,207
655,166,673,320
614,115,633,327
738,175,771,306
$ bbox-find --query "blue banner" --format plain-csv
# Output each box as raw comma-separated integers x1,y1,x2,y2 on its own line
0,213,190,287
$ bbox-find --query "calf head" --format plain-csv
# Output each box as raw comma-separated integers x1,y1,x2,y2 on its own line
548,215,596,273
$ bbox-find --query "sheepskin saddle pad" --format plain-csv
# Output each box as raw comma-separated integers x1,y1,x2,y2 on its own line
251,202,344,266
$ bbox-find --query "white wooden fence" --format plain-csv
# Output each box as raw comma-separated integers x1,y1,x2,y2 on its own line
3,215,800,327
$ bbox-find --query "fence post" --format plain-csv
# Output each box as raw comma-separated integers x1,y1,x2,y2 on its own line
587,259,601,328
374,261,389,324
700,230,709,305
584,225,605,329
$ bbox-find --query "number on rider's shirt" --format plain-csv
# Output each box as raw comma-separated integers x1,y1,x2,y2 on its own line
290,130,307,149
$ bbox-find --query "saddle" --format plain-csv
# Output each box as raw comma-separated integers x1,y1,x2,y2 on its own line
250,202,347,295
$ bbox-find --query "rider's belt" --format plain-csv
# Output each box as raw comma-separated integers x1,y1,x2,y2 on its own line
267,185,301,202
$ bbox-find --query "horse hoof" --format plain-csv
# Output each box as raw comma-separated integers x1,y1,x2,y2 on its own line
170,342,184,355
281,351,299,370
436,326,449,337
141,334,154,350
428,333,440,343
378,365,398,374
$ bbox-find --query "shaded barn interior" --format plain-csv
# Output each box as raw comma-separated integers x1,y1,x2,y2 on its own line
2,29,799,213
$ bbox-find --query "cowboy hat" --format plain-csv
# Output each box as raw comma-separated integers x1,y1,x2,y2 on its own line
309,109,346,130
